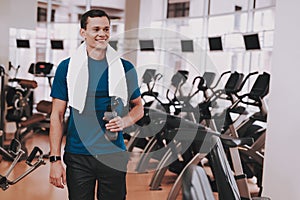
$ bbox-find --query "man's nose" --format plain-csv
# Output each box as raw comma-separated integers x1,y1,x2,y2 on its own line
97,29,106,36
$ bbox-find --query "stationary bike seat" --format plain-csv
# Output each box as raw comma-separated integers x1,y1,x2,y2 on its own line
18,79,38,89
36,100,52,114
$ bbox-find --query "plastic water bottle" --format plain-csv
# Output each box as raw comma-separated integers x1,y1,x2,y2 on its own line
104,105,118,141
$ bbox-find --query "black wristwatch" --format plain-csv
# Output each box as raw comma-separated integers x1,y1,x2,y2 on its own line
49,155,61,163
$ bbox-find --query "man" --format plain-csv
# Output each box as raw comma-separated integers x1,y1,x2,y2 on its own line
49,9,143,200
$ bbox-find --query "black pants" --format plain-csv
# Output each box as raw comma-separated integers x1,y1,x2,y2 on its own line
64,152,128,200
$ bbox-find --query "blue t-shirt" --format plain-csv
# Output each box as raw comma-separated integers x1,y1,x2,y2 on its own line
50,57,141,155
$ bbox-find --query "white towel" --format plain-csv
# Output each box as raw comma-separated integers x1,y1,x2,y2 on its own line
67,42,128,113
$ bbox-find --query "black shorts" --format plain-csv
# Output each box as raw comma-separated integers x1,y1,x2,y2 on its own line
64,152,128,200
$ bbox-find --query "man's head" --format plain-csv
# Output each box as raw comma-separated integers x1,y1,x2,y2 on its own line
80,9,110,29
80,9,111,51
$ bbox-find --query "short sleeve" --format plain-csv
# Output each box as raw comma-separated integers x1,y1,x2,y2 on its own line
50,58,69,101
121,59,141,100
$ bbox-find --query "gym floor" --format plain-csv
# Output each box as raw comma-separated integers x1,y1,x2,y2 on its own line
0,131,258,200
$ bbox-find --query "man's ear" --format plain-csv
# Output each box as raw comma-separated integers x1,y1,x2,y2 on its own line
80,29,86,39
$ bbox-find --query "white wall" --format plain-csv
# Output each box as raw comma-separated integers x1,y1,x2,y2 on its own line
190,0,205,17
91,0,125,10
139,0,153,28
151,0,167,20
0,0,37,67
69,0,125,10
263,0,300,199
210,0,239,14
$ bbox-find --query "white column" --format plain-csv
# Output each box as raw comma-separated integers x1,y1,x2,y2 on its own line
123,0,141,64
263,0,300,199
124,0,154,65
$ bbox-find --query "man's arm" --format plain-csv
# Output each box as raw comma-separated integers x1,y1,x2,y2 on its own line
105,96,144,132
49,98,67,157
49,98,67,188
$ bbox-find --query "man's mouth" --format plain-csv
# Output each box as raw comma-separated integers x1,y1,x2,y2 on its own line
96,39,107,42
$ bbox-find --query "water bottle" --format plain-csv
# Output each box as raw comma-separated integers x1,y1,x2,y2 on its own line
104,104,118,141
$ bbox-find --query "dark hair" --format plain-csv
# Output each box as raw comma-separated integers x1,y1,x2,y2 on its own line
80,9,110,29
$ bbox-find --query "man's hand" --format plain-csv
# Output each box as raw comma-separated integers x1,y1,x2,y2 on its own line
104,97,144,133
49,161,66,189
104,116,125,132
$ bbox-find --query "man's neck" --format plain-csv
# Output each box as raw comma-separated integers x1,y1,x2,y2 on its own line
87,47,106,60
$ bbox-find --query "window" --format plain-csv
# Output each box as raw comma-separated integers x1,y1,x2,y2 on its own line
37,7,55,22
167,1,190,18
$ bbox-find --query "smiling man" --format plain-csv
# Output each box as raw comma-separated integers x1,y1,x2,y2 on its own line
48,9,143,200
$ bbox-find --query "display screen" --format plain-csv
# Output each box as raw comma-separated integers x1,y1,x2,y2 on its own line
243,33,261,50
16,39,30,48
139,40,155,51
181,40,194,52
50,40,64,49
208,37,223,51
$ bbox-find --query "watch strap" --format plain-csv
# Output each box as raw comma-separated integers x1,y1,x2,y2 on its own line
49,155,61,163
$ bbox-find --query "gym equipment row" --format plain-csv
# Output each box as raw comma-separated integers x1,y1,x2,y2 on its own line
0,63,52,190
125,68,270,200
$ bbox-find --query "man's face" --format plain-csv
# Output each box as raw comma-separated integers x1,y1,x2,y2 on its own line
80,16,110,50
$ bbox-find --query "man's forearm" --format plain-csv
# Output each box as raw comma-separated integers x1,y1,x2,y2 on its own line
122,101,144,128
49,114,65,156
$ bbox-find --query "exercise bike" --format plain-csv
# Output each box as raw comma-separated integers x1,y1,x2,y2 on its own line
221,72,270,196
3,62,54,159
134,69,192,173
